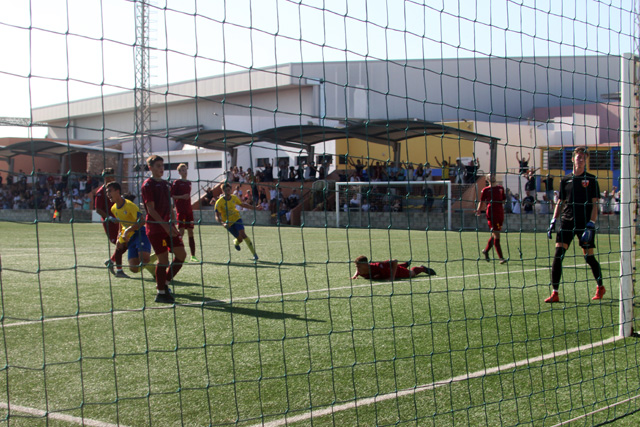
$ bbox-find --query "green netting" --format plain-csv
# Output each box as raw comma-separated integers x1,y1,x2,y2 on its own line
1,0,640,425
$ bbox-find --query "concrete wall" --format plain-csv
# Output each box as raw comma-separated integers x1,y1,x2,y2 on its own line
0,209,622,235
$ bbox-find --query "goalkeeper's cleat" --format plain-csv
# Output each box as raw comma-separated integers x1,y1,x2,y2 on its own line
482,250,490,262
592,286,606,300
115,269,130,279
234,239,241,251
544,291,560,303
499,258,507,264
190,256,199,263
105,259,115,276
154,291,175,304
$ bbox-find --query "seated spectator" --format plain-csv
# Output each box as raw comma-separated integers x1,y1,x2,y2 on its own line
510,194,521,214
522,195,535,213
288,189,300,208
348,193,361,210
601,189,614,215
539,194,551,215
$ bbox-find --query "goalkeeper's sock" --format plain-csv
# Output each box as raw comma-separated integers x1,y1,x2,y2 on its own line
484,237,494,253
585,255,603,287
494,238,503,259
551,246,566,291
243,237,256,255
189,236,196,257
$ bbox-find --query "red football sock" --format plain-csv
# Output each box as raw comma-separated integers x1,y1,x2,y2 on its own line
166,261,184,282
484,237,494,253
189,236,196,256
494,238,503,258
155,265,168,292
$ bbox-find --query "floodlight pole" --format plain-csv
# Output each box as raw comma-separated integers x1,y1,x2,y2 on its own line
619,53,638,338
133,0,152,193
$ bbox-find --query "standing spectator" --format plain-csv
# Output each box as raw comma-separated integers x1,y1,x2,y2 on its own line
318,163,326,180
510,193,521,214
82,192,92,210
543,174,554,202
545,147,604,303
454,159,465,184
423,163,433,181
516,152,530,175
263,162,273,182
53,190,65,222
601,189,614,215
524,168,538,196
434,156,451,182
348,158,365,178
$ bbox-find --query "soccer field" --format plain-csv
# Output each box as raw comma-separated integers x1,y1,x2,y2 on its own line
0,221,639,426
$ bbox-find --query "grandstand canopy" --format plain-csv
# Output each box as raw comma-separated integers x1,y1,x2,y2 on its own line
0,139,124,174
174,119,498,151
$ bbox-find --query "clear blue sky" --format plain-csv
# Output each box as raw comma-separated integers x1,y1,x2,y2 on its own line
0,0,636,137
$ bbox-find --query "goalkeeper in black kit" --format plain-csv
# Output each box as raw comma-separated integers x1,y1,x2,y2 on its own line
545,147,605,303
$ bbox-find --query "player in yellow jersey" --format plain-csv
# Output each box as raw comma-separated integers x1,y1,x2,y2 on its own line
106,182,156,277
215,182,259,260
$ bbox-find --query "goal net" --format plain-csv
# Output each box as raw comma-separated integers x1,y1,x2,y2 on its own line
0,1,639,426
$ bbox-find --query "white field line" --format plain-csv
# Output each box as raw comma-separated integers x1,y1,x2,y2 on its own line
550,391,640,426
0,258,621,328
0,402,128,427
250,336,623,427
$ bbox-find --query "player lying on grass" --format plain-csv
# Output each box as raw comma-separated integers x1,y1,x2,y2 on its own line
215,182,259,260
351,256,436,280
106,182,156,278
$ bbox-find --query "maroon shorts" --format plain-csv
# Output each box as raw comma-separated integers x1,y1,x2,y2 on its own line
394,266,412,279
103,219,119,244
176,210,194,230
147,230,184,255
487,214,504,232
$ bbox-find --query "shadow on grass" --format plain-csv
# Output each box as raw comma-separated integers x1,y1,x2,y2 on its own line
178,294,325,323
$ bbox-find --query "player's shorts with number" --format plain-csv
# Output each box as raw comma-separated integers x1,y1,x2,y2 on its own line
177,210,194,230
147,229,184,254
487,214,504,232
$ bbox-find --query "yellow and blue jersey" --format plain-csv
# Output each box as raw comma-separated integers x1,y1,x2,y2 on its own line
110,199,143,243
214,194,242,224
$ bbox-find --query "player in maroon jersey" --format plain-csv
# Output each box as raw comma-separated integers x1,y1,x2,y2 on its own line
95,168,129,278
141,155,186,304
171,163,198,262
351,256,436,280
476,174,507,264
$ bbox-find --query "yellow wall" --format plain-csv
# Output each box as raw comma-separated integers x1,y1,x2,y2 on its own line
334,121,476,166
538,148,618,192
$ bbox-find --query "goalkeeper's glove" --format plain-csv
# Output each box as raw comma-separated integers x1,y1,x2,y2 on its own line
580,221,596,247
547,218,556,240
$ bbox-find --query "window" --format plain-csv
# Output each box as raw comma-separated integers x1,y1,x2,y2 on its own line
544,150,564,170
196,161,223,169
316,154,333,165
338,155,347,165
163,162,184,172
256,158,270,167
588,150,617,170
275,157,290,168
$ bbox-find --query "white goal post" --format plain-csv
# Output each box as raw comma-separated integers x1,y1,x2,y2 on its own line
334,180,452,230
619,53,638,338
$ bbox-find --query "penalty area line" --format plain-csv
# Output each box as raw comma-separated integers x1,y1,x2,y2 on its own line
250,335,622,427
0,402,128,427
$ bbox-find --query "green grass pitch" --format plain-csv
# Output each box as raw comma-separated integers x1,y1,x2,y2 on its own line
0,221,639,426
